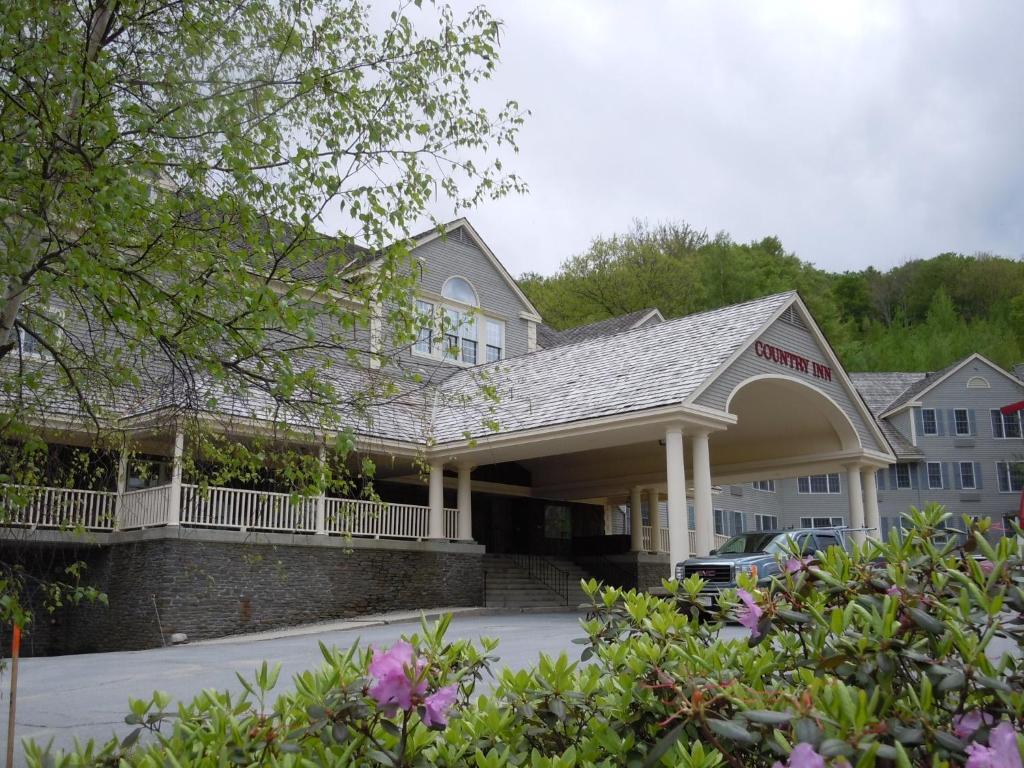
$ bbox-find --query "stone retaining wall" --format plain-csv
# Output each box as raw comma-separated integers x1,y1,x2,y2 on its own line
2,529,484,656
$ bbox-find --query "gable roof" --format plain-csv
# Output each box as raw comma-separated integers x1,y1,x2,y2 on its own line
410,219,543,321
879,353,1022,417
538,308,664,348
430,292,794,443
848,373,926,458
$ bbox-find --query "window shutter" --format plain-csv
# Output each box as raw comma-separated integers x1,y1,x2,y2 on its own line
937,411,945,437
889,465,898,489
947,409,957,435
941,462,950,489
912,463,922,490
974,462,983,490
954,464,962,490
913,408,924,436
877,470,887,490
968,409,977,436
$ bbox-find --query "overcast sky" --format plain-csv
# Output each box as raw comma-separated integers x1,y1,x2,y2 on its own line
355,2,1024,277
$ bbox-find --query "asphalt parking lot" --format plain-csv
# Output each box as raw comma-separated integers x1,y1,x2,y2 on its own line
6,610,748,764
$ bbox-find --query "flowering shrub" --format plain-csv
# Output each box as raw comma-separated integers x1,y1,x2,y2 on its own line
26,504,1024,767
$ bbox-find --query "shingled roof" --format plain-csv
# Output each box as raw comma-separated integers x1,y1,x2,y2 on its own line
537,308,664,348
848,372,926,458
431,293,794,443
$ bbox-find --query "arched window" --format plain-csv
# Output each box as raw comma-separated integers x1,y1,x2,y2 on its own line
966,376,990,389
441,276,478,306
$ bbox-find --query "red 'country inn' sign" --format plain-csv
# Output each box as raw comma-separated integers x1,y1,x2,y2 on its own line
755,340,833,382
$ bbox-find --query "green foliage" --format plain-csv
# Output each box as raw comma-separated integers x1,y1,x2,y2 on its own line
523,221,1024,372
31,503,1024,767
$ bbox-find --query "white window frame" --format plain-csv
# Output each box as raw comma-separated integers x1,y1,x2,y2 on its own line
754,513,778,531
926,461,943,490
412,292,503,367
894,463,912,489
484,318,505,363
16,307,66,360
996,461,1024,494
800,516,844,529
751,479,776,492
954,408,971,436
959,462,977,490
991,409,1022,439
921,408,938,436
797,473,841,494
713,508,726,535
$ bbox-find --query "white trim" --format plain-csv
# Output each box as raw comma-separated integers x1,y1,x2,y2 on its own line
959,461,977,490
632,308,665,329
411,219,544,322
996,461,1024,494
880,354,1024,419
921,408,938,436
926,461,943,490
441,275,480,307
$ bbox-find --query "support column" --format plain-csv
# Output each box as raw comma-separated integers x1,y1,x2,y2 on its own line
630,485,644,552
113,441,129,530
167,427,183,527
846,464,865,544
692,431,714,556
428,461,445,539
647,488,661,553
457,464,473,541
861,468,881,541
315,444,327,535
665,426,690,571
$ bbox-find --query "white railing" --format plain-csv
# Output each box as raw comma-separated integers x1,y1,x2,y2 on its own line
119,485,171,530
181,484,317,532
640,526,729,555
325,498,459,540
1,484,117,530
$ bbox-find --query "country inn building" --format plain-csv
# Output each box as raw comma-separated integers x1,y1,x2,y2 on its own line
4,219,1022,653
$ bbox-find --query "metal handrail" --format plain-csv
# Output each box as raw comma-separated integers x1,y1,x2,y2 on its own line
510,553,570,606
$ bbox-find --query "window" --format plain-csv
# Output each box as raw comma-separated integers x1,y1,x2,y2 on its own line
815,532,841,550
894,463,912,489
797,473,841,494
732,510,745,534
959,462,976,490
751,479,776,492
485,319,504,363
927,462,943,490
714,508,726,535
755,514,778,531
954,408,971,436
996,462,1024,493
991,409,1022,439
800,516,845,528
921,409,938,435
441,276,478,306
15,307,65,358
414,300,435,354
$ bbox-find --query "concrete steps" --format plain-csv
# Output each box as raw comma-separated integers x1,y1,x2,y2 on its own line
483,554,594,609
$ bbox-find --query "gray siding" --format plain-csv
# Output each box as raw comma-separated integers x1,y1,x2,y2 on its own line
877,359,1024,531
695,314,888,454
404,227,532,365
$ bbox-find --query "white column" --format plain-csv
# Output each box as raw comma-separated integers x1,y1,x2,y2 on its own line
629,485,644,552
114,442,129,530
457,464,473,541
846,464,865,544
666,426,690,571
861,468,880,541
315,444,327,535
167,428,183,527
647,488,661,553
428,461,445,539
692,431,714,556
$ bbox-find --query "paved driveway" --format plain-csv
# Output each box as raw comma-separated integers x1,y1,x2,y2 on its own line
8,611,697,763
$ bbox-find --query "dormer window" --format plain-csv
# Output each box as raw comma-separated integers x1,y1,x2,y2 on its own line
442,276,478,306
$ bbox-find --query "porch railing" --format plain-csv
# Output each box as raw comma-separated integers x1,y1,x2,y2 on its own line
640,525,732,555
1,484,117,531
324,498,459,539
119,485,172,530
181,484,318,532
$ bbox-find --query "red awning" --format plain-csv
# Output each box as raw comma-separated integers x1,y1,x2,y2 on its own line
1001,400,1024,416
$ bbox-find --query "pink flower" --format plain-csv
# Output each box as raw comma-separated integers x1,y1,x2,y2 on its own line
784,556,812,573
736,588,764,637
886,584,902,597
966,722,1023,768
422,684,458,727
772,743,826,768
368,641,427,716
955,711,996,739
980,559,996,576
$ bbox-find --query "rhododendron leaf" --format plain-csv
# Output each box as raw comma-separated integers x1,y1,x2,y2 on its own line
708,719,757,744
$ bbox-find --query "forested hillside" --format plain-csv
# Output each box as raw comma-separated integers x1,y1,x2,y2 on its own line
519,221,1024,373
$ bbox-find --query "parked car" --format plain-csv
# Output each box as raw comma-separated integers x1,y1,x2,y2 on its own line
674,528,850,605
